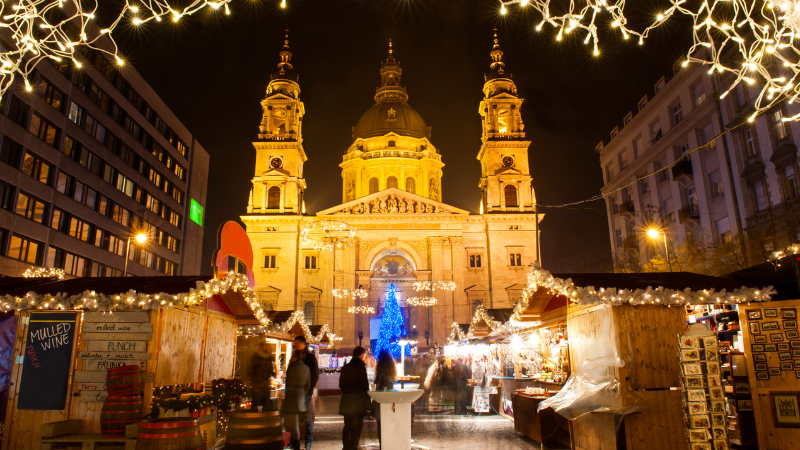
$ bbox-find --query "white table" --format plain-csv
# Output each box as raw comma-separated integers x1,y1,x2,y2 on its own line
367,390,424,450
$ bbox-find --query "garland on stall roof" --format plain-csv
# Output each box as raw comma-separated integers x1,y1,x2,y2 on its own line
768,243,800,266
146,378,250,418
447,304,504,344
508,263,775,322
272,310,343,344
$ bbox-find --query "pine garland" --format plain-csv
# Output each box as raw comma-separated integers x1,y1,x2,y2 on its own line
146,378,251,418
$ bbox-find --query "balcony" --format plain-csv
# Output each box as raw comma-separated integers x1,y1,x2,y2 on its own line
678,205,700,224
786,195,800,211
617,200,635,217
623,236,639,250
672,159,694,184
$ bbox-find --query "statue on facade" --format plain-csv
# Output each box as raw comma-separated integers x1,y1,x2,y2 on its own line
388,196,397,213
398,198,407,213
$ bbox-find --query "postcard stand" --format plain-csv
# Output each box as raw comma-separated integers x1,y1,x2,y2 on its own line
679,324,730,450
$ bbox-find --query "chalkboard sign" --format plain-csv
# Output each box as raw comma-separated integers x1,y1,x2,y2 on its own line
18,312,78,410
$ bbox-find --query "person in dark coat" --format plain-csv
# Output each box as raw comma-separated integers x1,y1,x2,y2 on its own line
339,346,370,450
453,358,472,415
283,350,310,450
293,335,319,449
249,340,275,411
373,351,397,447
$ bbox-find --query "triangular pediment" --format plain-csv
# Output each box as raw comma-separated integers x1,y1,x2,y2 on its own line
496,166,523,176
260,167,291,177
316,188,469,216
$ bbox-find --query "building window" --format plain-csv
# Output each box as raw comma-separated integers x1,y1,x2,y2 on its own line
753,180,768,212
6,233,42,265
615,229,623,247
677,142,690,162
772,109,790,141
638,96,648,111
663,198,675,222
304,301,315,325
509,253,522,266
716,217,731,244
605,162,614,182
387,176,398,189
671,102,683,126
624,112,632,126
0,136,23,168
743,128,757,157
785,165,799,199
655,78,665,93
5,94,30,127
63,251,87,277
28,111,61,147
632,138,641,159
35,77,65,113
469,254,482,268
618,151,628,171
709,170,724,198
369,177,379,194
656,159,669,183
267,186,281,209
305,255,317,269
504,185,518,207
692,84,706,107
21,151,52,185
640,179,649,194
388,140,396,147
611,127,618,139
15,192,47,224
701,124,716,152
264,255,277,269
406,177,415,194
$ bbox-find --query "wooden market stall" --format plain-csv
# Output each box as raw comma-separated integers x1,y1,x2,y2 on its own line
0,274,260,450
508,269,772,450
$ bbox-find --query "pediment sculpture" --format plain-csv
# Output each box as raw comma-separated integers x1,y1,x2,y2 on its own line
337,194,451,215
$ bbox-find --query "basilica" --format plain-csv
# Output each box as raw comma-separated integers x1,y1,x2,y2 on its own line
241,31,541,349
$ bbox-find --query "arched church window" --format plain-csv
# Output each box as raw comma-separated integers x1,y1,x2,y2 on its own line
369,177,379,194
387,176,398,189
388,140,396,147
304,301,315,325
504,185,518,207
406,177,416,194
268,186,281,209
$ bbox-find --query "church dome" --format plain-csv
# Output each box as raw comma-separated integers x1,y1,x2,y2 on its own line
353,101,430,140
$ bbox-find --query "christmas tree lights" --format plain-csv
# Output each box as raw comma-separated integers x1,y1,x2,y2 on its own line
374,283,409,358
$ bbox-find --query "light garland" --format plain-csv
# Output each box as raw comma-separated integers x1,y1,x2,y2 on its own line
412,281,456,291
500,0,800,122
272,310,342,344
508,263,775,323
347,305,376,314
299,219,357,251
23,267,65,280
447,304,504,344
768,242,800,265
332,288,368,299
0,0,246,99
406,296,437,307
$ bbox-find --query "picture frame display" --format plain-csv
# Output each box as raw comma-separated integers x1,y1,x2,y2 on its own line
690,443,711,450
784,320,798,330
791,340,800,348
771,333,786,342
686,376,705,388
738,399,754,411
707,362,719,374
766,344,779,352
684,363,703,376
763,321,780,331
779,343,791,351
754,335,768,343
754,353,767,362
734,383,750,394
747,309,763,320
750,322,761,334
691,415,711,428
712,440,728,450
783,308,797,319
688,389,706,402
711,427,726,439
702,336,718,348
688,429,708,442
770,367,782,375
682,336,700,348
755,363,768,371
787,330,800,340
682,349,701,361
707,375,722,388
781,362,794,370
757,372,770,380
710,414,725,428
710,401,725,414
709,387,724,400
779,352,793,361
765,308,779,318
770,392,800,428
688,402,708,415
706,349,718,362
753,344,765,352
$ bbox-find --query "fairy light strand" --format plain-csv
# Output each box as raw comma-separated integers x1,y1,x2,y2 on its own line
501,0,800,121
406,296,437,307
299,219,357,251
23,267,65,280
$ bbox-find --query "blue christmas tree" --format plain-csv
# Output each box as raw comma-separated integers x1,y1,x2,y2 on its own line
374,284,409,358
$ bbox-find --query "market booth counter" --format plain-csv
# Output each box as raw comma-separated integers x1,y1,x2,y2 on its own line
0,274,263,450
509,268,773,450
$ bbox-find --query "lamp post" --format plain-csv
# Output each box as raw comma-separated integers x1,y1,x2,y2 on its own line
123,233,148,277
647,228,672,272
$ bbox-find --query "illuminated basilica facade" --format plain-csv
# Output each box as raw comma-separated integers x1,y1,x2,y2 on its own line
241,32,541,349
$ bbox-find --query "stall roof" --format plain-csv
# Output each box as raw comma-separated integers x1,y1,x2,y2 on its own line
723,261,799,301
552,271,763,291
0,276,258,321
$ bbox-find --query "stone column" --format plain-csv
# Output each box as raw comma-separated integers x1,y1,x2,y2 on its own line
429,237,445,346
414,269,432,347
449,236,467,325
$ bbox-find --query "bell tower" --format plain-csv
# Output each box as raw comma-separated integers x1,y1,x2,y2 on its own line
248,30,307,214
477,29,535,212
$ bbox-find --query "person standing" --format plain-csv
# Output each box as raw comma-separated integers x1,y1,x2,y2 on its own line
293,335,319,449
373,351,397,447
339,346,370,450
283,350,311,450
453,358,472,415
249,340,275,411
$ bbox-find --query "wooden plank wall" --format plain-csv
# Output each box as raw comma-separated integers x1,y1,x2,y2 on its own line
155,307,205,386
201,315,237,382
739,299,800,450
2,311,81,450
566,304,688,450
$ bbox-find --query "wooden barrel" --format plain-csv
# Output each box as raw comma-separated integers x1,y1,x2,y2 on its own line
107,365,142,395
225,410,283,450
136,418,203,450
100,395,143,438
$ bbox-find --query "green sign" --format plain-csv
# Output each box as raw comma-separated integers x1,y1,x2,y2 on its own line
190,199,204,226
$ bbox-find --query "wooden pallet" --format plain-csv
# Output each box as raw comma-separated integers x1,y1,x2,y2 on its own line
39,433,136,450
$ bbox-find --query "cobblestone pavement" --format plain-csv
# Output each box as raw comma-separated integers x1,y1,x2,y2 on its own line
306,414,569,450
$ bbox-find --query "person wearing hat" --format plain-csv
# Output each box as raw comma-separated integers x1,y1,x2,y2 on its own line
339,346,370,450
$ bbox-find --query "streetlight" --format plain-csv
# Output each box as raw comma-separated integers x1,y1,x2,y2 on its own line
646,228,672,272
124,233,148,277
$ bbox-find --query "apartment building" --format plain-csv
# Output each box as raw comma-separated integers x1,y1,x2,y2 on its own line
0,47,209,277
599,57,800,271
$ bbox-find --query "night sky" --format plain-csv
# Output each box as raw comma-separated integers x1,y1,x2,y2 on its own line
114,0,693,275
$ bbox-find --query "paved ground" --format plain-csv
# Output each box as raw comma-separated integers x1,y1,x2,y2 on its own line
307,414,569,450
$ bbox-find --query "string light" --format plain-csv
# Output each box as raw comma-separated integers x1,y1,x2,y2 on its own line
412,281,456,291
406,296,437,307
0,1,240,100
299,219,357,251
347,305,376,314
23,267,65,280
332,288,369,299
500,0,800,120
768,243,800,266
